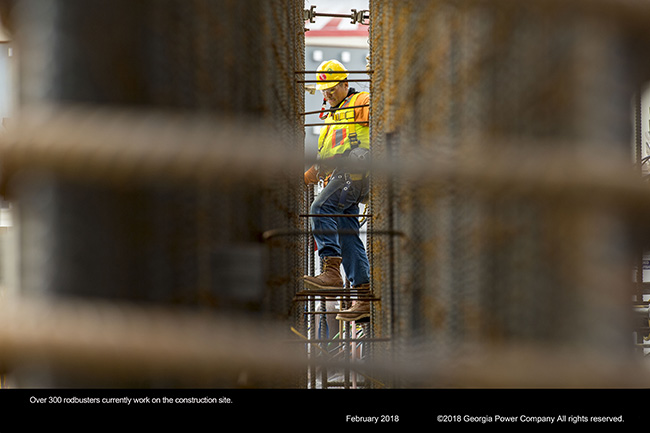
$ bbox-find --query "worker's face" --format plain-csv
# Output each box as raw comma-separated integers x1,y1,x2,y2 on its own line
322,81,348,107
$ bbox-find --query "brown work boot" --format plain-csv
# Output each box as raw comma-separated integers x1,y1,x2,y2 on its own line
303,256,343,289
336,300,370,321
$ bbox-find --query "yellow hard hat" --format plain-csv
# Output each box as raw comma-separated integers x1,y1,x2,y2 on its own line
316,59,349,91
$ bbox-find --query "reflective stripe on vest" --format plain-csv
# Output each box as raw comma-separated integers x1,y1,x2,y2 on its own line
318,92,369,162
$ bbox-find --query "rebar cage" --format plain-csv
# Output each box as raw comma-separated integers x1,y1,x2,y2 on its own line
0,0,307,388
368,0,650,387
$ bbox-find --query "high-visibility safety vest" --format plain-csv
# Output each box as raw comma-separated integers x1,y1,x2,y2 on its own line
318,92,370,165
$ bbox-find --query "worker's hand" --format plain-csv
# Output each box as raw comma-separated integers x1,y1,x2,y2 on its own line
304,165,319,185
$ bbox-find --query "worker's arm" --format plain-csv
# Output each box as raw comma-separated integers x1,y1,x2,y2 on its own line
304,164,319,185
354,92,370,125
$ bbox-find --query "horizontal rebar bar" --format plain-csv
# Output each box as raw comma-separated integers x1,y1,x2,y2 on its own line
263,229,406,241
304,121,369,127
300,104,369,116
295,70,373,74
301,311,370,315
309,12,358,19
0,296,647,387
295,287,372,294
295,295,379,300
290,337,390,343
297,79,371,83
0,296,306,384
299,214,371,218
4,105,650,216
0,105,305,186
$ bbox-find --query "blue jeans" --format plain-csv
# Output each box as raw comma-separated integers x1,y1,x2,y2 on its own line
310,171,370,287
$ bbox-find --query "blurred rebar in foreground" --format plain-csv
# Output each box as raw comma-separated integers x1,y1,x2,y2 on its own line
367,0,650,388
0,0,307,387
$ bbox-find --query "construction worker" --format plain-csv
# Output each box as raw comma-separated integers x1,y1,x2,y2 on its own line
303,59,371,322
